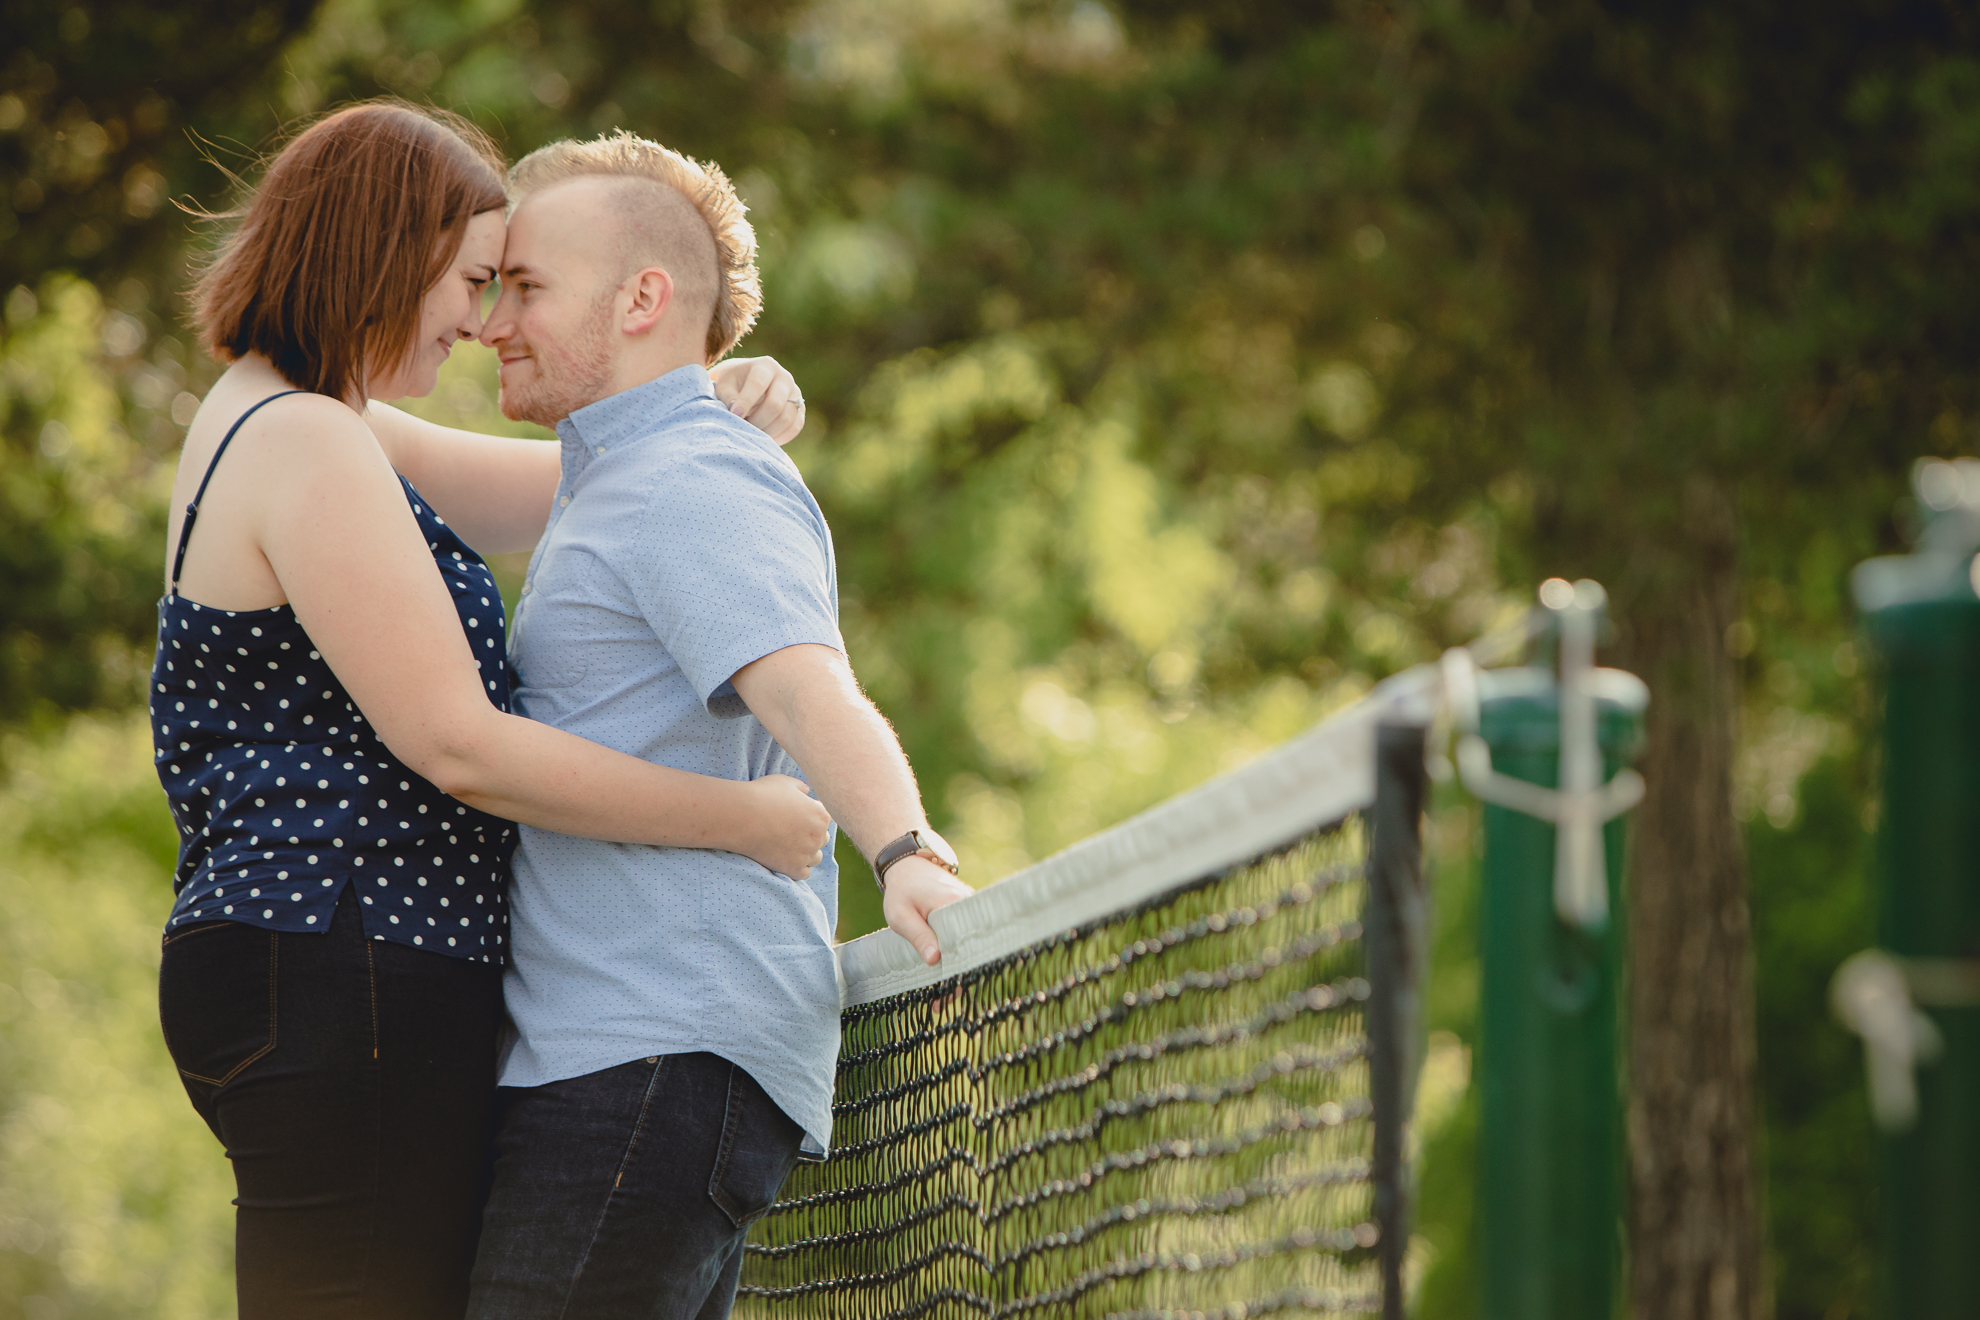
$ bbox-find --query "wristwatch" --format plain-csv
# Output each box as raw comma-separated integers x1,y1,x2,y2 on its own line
872,828,959,891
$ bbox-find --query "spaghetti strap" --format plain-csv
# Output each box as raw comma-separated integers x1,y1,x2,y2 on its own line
168,390,306,595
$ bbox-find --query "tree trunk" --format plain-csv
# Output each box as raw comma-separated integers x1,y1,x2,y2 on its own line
1613,479,1768,1320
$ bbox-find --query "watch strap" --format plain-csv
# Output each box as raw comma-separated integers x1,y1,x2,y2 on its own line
872,830,953,890
872,832,925,890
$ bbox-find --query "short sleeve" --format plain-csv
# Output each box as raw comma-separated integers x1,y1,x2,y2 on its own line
625,437,842,714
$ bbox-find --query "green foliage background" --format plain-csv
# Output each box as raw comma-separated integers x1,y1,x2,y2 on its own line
2,0,1966,1316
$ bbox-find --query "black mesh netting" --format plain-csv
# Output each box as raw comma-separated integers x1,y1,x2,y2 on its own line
734,822,1382,1320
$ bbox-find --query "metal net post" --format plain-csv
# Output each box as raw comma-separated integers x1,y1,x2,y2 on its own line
1363,721,1430,1319
1844,459,1980,1320
1457,581,1646,1320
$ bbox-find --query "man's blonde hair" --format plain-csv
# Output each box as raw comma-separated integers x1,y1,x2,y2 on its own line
508,130,761,360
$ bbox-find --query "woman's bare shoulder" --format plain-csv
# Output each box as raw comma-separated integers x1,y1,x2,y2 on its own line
238,388,363,437
195,387,388,473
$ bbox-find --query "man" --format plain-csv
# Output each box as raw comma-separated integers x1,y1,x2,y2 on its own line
464,132,973,1319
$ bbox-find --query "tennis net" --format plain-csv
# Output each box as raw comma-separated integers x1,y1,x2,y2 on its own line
735,675,1435,1320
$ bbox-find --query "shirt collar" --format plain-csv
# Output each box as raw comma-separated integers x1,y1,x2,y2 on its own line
555,364,716,462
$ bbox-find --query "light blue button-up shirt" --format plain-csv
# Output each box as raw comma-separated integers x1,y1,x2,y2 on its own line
499,364,844,1154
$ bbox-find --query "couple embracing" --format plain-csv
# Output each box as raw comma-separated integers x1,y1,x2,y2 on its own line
152,100,970,1319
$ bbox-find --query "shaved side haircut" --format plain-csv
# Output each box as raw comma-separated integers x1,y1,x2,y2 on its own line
507,131,761,360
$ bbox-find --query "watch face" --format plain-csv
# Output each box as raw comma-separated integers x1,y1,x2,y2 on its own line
918,829,959,871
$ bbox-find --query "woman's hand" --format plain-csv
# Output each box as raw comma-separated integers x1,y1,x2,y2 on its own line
711,356,807,446
738,774,834,880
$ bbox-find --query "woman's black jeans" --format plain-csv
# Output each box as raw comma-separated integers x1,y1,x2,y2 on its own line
159,885,505,1319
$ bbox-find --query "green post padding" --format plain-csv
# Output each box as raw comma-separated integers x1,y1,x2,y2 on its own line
1854,498,1980,1320
1475,667,1644,1320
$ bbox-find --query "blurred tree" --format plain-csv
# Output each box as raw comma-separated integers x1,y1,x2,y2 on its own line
0,0,320,292
1748,752,1878,1319
1378,6,1980,1313
0,277,165,727
0,717,235,1320
6,0,1978,1315
0,0,323,729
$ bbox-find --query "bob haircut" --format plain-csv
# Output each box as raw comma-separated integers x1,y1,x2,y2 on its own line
191,100,507,403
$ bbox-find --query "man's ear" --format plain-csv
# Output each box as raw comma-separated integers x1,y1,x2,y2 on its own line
621,266,674,335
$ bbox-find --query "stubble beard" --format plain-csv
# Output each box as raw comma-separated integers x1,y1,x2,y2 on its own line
499,292,618,427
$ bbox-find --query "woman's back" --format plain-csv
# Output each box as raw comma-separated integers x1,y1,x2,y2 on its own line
164,360,352,610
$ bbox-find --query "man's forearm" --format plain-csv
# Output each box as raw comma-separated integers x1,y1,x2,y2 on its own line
733,643,973,964
731,644,926,865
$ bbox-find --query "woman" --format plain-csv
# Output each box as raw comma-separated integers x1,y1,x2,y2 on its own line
154,100,824,1317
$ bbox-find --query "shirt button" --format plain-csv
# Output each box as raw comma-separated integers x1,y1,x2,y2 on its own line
558,495,570,507
596,446,606,456
520,583,531,595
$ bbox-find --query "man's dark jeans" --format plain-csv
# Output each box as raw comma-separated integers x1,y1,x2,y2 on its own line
466,1052,806,1320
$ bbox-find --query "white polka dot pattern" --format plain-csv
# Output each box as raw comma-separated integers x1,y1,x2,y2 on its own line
150,475,515,963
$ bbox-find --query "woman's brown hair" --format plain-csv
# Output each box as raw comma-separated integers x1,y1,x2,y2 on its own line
191,100,507,403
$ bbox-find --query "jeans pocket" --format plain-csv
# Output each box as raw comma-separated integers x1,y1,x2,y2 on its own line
158,920,279,1087
708,1062,803,1229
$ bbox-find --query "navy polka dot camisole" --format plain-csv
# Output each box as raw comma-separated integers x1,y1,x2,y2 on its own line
151,391,517,962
